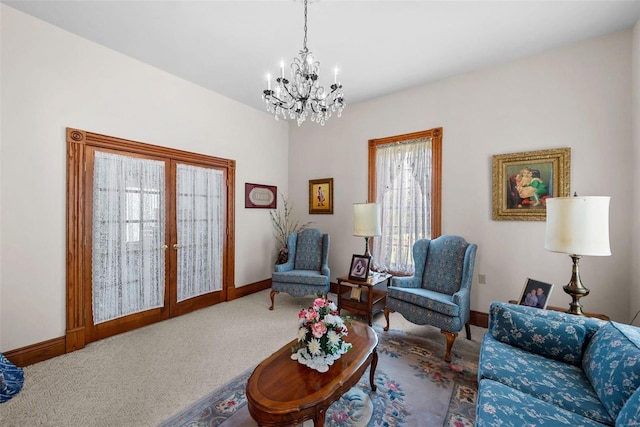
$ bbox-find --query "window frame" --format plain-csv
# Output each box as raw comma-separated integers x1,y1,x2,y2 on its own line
367,127,442,273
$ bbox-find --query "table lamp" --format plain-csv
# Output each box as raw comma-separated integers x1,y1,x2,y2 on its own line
544,196,611,315
353,202,381,258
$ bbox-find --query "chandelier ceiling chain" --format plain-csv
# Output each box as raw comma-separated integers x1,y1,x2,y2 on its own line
262,0,345,126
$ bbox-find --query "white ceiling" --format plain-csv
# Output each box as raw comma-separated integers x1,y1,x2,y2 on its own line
4,1,640,114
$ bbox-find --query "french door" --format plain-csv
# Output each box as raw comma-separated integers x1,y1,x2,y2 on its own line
66,128,235,349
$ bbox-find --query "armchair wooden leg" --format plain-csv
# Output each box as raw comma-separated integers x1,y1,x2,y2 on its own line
441,330,458,363
383,308,393,331
465,322,471,340
269,291,279,310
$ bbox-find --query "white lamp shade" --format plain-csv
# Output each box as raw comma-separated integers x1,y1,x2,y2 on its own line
544,196,611,256
353,203,382,237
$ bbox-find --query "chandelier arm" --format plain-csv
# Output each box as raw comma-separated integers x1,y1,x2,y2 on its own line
281,83,297,101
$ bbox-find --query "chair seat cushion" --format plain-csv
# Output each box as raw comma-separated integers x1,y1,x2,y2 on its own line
272,270,328,287
387,286,459,317
479,334,612,425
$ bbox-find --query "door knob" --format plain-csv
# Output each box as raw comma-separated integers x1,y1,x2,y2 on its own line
173,244,183,250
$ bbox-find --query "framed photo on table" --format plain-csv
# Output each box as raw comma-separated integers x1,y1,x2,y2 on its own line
309,178,333,214
348,254,371,281
492,148,570,221
517,278,554,309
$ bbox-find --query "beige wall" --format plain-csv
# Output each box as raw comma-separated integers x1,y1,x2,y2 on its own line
1,5,638,354
0,6,288,352
289,30,634,322
632,19,640,320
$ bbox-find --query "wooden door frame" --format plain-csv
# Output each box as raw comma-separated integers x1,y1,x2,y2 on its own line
66,128,236,353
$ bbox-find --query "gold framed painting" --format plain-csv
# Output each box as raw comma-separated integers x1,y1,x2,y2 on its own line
309,178,333,214
492,148,570,221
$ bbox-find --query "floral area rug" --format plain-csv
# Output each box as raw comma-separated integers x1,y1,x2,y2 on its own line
158,326,479,427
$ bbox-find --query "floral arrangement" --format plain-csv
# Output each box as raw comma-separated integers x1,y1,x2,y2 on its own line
291,298,352,372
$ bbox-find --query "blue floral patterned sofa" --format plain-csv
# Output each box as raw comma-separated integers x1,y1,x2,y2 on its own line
476,301,640,426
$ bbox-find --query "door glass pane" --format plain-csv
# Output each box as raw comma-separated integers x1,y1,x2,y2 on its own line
92,151,166,324
176,164,224,302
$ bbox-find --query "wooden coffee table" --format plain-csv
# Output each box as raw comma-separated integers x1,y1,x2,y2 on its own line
246,322,378,426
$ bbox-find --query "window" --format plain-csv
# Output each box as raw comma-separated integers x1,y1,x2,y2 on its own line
368,128,442,274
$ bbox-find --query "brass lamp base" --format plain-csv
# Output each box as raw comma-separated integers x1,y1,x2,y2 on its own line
563,254,590,316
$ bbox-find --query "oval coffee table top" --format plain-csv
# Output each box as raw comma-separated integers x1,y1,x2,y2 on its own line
246,321,378,425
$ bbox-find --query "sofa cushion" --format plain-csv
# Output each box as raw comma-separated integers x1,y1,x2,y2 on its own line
476,379,607,427
479,334,612,425
616,385,640,426
583,321,640,421
489,302,587,365
498,302,605,342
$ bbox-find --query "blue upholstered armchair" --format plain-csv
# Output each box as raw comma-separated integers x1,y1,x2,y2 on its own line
384,235,477,362
269,228,330,310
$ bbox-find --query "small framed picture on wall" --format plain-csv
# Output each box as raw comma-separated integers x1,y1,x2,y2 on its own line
309,178,333,214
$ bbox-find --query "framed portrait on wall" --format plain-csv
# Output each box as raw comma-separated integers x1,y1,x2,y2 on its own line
309,178,333,214
492,148,570,221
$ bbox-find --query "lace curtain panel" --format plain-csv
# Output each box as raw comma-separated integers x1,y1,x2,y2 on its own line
92,151,166,324
372,137,432,274
176,164,224,302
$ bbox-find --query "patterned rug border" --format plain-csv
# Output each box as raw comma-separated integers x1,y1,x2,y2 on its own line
158,326,479,427
158,368,253,427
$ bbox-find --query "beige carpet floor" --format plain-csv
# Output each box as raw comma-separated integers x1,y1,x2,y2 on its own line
0,290,484,426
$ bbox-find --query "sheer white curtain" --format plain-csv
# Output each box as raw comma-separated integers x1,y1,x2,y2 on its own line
372,137,432,274
176,164,224,302
92,151,166,324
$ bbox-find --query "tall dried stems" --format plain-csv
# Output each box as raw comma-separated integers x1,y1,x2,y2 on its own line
269,193,313,257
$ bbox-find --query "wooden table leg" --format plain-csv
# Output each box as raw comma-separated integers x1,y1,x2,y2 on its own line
316,407,326,426
369,349,378,392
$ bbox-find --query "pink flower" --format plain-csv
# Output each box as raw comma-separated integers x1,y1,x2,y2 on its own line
298,309,307,319
311,321,327,338
306,310,319,322
313,298,326,309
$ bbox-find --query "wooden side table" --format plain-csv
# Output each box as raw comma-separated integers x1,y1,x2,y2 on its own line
337,273,391,326
507,300,610,321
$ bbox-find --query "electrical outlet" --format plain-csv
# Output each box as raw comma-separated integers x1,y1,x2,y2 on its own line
478,274,486,284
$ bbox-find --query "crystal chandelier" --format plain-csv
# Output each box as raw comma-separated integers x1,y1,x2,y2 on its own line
262,0,345,126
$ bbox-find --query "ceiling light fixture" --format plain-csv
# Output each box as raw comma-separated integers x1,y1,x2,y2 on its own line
262,0,345,126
